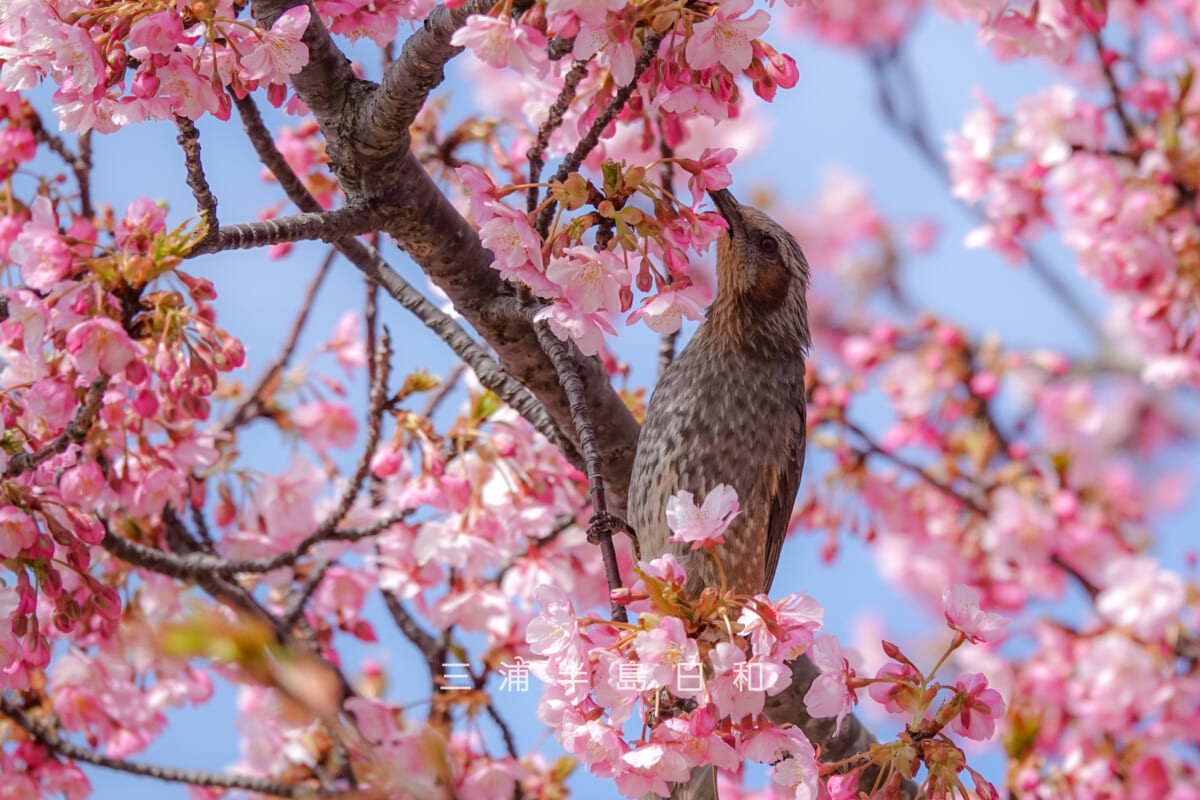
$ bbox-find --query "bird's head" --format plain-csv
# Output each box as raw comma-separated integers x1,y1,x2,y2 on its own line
707,188,811,356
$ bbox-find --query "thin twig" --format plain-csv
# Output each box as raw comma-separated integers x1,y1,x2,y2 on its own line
174,115,219,237
77,131,93,220
531,320,627,623
420,363,466,418
485,702,518,758
281,558,335,629
0,697,339,798
537,32,665,235
868,48,1107,347
1091,32,1138,145
380,589,452,728
101,508,412,580
527,59,590,213
224,248,336,431
841,419,988,516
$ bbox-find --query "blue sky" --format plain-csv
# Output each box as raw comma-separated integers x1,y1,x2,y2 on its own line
32,5,1196,799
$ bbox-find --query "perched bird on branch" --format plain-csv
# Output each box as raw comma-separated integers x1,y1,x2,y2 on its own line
630,188,811,599
628,188,811,800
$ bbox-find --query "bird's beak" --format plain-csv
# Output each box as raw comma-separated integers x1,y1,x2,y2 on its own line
708,189,743,237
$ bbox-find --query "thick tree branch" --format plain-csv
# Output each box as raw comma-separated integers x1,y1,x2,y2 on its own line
237,0,639,500
361,0,497,172
231,92,582,464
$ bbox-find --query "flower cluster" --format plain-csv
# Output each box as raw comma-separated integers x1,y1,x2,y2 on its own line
0,0,312,132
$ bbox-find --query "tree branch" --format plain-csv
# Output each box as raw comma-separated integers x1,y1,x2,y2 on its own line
527,59,590,213
230,91,583,467
189,206,383,256
537,32,665,236
868,47,1107,348
3,377,108,479
0,697,342,798
223,248,335,431
175,115,218,238
360,0,498,174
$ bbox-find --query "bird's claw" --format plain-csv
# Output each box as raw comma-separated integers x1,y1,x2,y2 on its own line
587,511,632,545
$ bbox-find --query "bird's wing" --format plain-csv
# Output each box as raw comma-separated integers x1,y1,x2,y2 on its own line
762,397,806,593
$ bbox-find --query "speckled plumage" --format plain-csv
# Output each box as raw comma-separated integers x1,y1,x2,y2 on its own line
630,189,811,599
629,191,810,800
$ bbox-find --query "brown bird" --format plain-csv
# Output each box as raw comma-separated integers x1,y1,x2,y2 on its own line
628,188,811,800
630,188,811,599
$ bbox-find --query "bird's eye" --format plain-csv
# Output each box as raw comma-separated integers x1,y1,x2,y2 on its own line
757,234,779,255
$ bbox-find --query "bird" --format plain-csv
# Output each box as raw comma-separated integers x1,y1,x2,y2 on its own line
630,188,811,600
628,188,811,800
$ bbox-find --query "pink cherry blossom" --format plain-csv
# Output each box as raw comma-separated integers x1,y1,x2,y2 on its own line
680,147,736,207
545,246,631,314
292,401,358,452
323,310,368,374
0,508,39,558
114,197,167,253
450,15,548,76
949,672,1006,741
478,210,554,295
626,284,711,334
665,484,740,548
632,615,701,695
943,584,1010,643
685,0,771,73
127,10,184,59
867,661,924,715
10,197,73,290
65,319,142,379
527,584,584,661
803,634,856,734
1096,556,1185,640
534,302,615,357
241,6,312,83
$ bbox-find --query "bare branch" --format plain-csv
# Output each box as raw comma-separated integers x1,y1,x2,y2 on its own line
175,115,218,238
0,697,342,798
224,248,335,431
527,59,590,213
1091,32,1138,145
187,206,383,257
101,507,411,580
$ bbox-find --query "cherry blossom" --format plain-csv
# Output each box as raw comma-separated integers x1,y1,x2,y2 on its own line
943,585,1011,644
665,484,741,548
685,0,771,73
